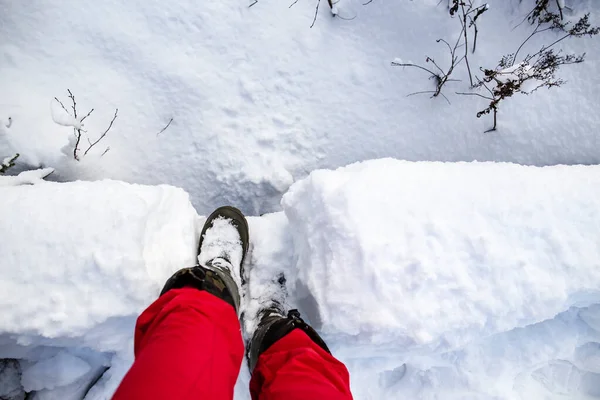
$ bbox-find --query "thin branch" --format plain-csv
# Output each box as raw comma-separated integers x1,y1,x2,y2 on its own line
460,4,474,86
427,57,446,76
485,109,497,132
84,109,118,156
472,18,479,53
392,62,438,77
513,24,554,64
310,0,321,28
101,147,110,157
289,0,300,8
406,90,451,105
513,8,535,31
537,33,571,55
54,97,70,115
437,38,453,54
0,153,19,174
336,14,357,21
438,91,451,104
80,108,94,123
249,0,258,7
407,90,436,97
156,118,174,136
67,89,77,119
363,0,373,4
456,91,494,100
555,0,564,20
74,130,82,161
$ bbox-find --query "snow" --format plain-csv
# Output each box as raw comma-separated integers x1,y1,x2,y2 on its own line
281,159,600,359
1,1,599,214
50,100,83,130
1,163,600,398
0,168,55,187
0,359,24,400
21,351,91,391
282,159,600,398
496,62,536,83
1,0,600,398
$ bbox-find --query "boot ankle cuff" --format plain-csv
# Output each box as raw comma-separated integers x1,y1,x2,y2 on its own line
250,309,331,372
285,310,331,354
160,266,237,311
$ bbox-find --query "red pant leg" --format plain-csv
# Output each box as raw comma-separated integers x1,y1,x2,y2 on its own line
250,329,353,400
112,288,244,400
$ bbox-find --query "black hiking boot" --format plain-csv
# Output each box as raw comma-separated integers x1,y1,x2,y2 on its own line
247,303,331,372
160,206,249,315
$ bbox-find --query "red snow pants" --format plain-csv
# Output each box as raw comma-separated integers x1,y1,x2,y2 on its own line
112,288,353,400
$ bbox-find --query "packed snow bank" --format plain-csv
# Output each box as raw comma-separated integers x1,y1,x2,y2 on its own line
282,159,600,359
2,161,600,399
0,179,198,398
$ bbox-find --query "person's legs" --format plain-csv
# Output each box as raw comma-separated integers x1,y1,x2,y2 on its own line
112,287,243,400
113,206,250,400
248,309,353,400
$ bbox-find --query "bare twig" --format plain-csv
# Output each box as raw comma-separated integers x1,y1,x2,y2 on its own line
456,91,494,100
363,0,373,4
55,89,119,160
74,128,82,161
513,24,553,65
392,62,438,77
80,108,94,123
392,27,465,99
156,118,174,136
427,56,447,76
472,20,479,53
101,147,110,157
67,89,77,119
249,0,258,7
484,109,497,132
0,153,19,174
336,14,357,21
459,4,474,86
54,97,70,115
555,0,564,20
408,90,451,104
84,108,118,156
310,0,321,28
289,0,301,8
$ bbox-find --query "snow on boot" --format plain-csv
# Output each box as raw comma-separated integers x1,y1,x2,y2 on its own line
247,305,331,372
160,206,249,315
197,206,249,314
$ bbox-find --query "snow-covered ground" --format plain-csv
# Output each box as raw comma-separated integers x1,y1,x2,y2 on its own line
2,0,600,398
1,0,599,214
1,160,600,399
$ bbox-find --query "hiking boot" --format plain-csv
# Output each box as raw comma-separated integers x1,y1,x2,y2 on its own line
160,206,249,315
247,304,331,372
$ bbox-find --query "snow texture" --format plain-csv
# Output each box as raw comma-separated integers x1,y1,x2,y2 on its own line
50,100,83,130
0,168,54,187
282,159,600,360
21,351,90,391
2,0,600,398
0,360,24,400
0,180,198,398
0,162,599,399
1,0,599,215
